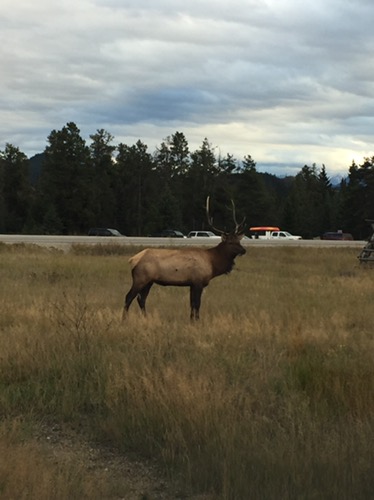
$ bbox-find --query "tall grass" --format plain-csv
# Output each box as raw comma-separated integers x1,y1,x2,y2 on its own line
0,243,373,498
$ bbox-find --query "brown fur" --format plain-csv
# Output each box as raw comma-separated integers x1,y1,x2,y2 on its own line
123,233,246,320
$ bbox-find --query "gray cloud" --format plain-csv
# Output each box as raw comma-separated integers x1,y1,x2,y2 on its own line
1,0,374,175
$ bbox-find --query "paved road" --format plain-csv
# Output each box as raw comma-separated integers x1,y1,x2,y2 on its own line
0,234,367,251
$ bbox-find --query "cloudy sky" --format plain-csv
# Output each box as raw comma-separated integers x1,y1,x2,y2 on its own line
1,0,374,176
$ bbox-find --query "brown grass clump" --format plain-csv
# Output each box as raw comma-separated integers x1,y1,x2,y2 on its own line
0,244,373,499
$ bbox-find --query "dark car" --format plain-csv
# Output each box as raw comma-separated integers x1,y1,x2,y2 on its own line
153,229,186,238
321,231,353,240
88,228,123,236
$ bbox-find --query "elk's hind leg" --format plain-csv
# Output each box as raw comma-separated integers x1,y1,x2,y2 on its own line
137,282,153,315
123,286,137,319
190,285,203,321
122,282,152,320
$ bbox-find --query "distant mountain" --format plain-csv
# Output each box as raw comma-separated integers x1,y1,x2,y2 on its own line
330,174,345,186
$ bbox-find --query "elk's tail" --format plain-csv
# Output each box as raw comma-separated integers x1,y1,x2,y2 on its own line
129,249,148,270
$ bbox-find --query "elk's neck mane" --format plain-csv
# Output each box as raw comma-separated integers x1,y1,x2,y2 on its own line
208,242,236,276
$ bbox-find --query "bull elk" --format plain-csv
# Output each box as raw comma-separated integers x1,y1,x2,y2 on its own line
123,197,246,320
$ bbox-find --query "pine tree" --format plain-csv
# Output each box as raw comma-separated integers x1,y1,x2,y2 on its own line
186,138,218,230
340,158,374,238
38,123,92,234
89,129,117,229
115,140,156,235
0,143,31,232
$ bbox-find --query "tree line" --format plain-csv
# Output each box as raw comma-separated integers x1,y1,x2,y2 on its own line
0,122,373,239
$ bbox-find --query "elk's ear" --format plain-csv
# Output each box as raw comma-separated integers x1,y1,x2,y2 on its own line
221,233,227,242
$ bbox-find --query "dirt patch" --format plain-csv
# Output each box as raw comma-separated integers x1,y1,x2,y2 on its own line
34,422,211,499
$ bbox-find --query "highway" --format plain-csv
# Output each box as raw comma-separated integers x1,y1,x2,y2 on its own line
0,234,367,252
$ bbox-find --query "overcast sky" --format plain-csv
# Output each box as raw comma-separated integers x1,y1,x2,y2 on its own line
1,0,374,176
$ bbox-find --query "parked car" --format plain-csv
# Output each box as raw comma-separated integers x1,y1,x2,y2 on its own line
187,231,221,238
270,231,302,240
321,231,353,240
88,228,123,236
249,227,301,239
153,229,186,238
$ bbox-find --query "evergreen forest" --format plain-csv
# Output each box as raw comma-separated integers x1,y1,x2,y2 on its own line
1,122,373,239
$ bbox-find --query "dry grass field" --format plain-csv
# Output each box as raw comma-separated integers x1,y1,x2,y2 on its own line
0,242,373,499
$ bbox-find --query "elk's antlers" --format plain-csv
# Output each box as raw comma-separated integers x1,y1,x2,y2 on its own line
206,196,225,234
206,196,246,235
230,199,246,235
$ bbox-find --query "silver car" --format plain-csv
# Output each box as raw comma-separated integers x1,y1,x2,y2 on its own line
187,231,221,238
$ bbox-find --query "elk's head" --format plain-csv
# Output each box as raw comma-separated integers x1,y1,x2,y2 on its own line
206,197,246,257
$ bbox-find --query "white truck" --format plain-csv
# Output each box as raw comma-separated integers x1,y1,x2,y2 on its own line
249,226,302,240
270,230,302,240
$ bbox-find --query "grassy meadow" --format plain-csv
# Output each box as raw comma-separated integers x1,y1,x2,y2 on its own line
0,242,373,499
